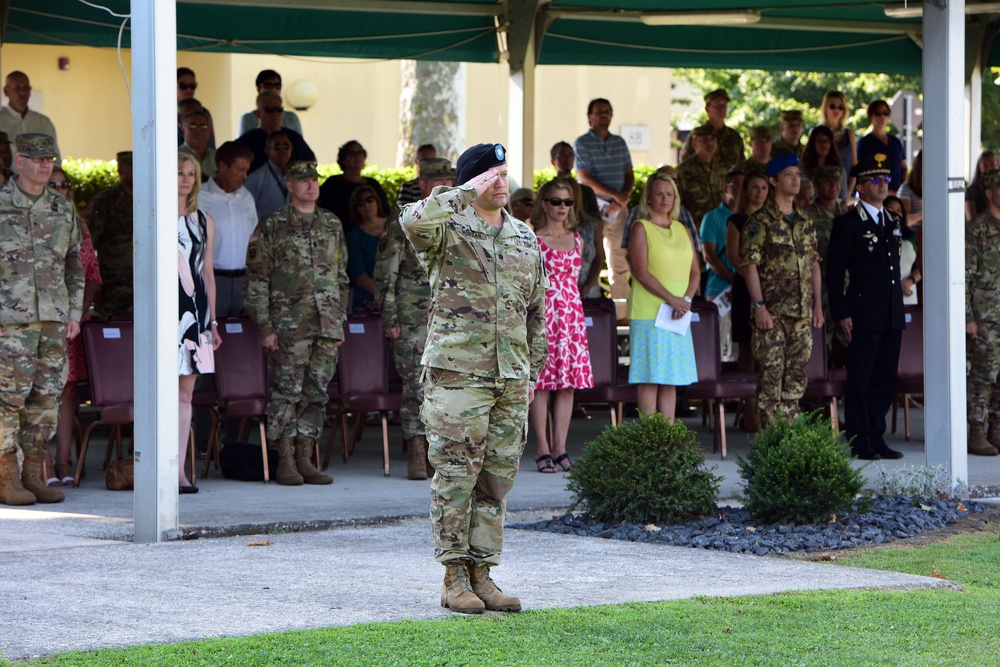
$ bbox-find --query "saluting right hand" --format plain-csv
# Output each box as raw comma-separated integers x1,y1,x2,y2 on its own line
470,167,502,197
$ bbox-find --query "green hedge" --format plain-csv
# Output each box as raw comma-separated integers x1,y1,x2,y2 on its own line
62,159,666,214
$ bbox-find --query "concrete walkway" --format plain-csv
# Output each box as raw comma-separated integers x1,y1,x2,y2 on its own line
0,406,989,660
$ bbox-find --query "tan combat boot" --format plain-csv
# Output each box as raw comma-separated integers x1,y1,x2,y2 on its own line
276,438,304,485
440,561,485,614
988,423,1000,454
21,452,64,503
406,435,428,480
294,436,332,485
0,452,35,506
968,423,999,456
468,562,521,612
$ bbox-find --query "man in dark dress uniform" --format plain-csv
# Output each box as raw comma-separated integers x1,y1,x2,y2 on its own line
826,156,906,460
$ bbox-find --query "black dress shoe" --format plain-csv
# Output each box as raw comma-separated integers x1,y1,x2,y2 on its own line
871,436,904,460
850,434,881,460
179,485,199,494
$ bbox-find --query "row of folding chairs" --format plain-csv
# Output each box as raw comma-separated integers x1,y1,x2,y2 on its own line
577,300,925,460
72,314,404,486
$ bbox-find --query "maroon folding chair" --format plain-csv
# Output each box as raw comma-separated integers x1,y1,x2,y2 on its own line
574,299,636,425
892,306,924,440
802,325,847,434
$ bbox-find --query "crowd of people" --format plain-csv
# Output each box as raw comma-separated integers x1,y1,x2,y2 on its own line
4,64,1000,608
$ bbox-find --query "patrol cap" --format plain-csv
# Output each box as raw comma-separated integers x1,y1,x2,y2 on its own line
286,161,318,180
116,151,133,165
456,143,506,185
850,154,891,182
813,164,842,184
749,125,772,141
419,157,456,181
15,133,58,158
704,88,730,104
690,125,715,139
982,169,1000,190
780,109,803,123
766,152,799,177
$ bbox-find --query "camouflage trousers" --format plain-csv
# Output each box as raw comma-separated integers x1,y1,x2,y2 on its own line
0,322,68,456
751,315,812,426
266,331,339,441
390,330,426,439
968,322,1000,425
422,368,530,565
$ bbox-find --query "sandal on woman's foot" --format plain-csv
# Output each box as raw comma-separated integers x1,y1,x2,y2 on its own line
535,455,557,473
54,464,74,487
553,454,572,471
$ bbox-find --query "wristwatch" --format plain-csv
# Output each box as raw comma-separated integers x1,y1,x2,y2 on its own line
683,296,693,303
751,300,766,312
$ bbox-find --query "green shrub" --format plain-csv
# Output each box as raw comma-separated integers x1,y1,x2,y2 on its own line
62,157,121,214
737,413,865,525
567,413,721,525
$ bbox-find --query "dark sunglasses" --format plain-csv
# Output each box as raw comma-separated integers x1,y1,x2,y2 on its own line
517,198,535,206
544,198,574,207
178,82,197,91
263,106,284,114
357,196,377,205
48,180,72,189
827,104,845,110
873,110,890,117
867,176,891,186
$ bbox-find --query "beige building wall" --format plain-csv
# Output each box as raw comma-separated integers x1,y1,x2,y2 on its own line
2,44,675,172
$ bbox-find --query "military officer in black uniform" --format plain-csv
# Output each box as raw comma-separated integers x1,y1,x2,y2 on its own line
826,156,906,460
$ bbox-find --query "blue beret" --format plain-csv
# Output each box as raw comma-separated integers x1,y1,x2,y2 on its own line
766,153,798,177
456,143,506,185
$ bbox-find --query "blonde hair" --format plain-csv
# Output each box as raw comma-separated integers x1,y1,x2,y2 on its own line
530,178,579,233
178,153,202,214
821,90,850,132
638,173,680,221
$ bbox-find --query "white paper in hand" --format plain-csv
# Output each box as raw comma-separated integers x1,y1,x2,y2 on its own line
654,302,692,335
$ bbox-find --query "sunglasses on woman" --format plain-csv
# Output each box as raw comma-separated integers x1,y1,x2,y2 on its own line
544,198,574,207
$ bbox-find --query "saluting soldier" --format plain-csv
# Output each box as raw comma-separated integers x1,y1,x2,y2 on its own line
401,143,547,615
740,153,823,426
373,157,457,480
0,133,84,506
965,169,1000,456
826,157,905,460
244,161,348,486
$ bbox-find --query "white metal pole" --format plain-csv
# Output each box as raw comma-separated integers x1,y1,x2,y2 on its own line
922,0,969,487
131,0,180,543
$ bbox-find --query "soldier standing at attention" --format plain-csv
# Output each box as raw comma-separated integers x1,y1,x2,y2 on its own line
963,171,1000,456
401,143,547,615
676,125,726,229
244,161,348,486
827,157,905,460
740,153,823,426
374,157,457,480
679,88,745,171
0,133,83,506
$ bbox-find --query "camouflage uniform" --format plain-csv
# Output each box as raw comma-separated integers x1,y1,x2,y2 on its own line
770,138,805,161
734,157,768,176
805,200,846,353
401,182,547,566
374,211,431,439
244,201,349,442
0,174,84,457
740,198,818,425
86,183,134,320
966,209,1000,425
680,124,745,172
676,155,726,227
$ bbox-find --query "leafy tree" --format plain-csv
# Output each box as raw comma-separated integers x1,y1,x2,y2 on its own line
673,69,922,137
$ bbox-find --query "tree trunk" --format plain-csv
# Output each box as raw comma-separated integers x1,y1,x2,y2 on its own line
397,60,465,166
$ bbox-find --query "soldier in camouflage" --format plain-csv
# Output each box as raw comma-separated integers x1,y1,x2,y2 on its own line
86,150,134,320
0,133,84,506
740,153,823,426
374,157,456,480
804,164,847,357
770,110,806,161
735,126,773,176
243,161,348,486
676,125,727,228
679,89,745,171
965,170,1000,456
401,143,547,615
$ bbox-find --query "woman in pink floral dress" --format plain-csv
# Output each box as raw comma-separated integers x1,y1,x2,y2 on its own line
528,179,594,473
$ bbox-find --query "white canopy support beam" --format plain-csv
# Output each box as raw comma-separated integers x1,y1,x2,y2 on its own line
132,0,181,543
922,0,969,487
505,0,545,190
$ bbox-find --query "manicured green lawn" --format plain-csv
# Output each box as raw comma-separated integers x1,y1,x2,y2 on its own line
10,526,1000,667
